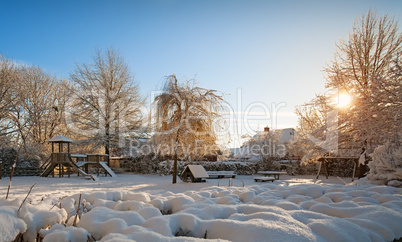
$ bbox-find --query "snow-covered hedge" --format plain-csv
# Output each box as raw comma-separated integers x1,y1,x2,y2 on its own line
116,155,161,174
117,155,356,177
113,150,365,179
141,160,266,176
368,143,402,187
0,147,42,177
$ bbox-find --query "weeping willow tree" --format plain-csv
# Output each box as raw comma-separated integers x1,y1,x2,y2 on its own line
153,74,226,184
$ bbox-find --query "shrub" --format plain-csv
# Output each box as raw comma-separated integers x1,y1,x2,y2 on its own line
368,143,402,186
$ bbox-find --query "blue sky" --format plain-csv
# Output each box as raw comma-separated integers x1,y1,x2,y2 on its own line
1,0,401,147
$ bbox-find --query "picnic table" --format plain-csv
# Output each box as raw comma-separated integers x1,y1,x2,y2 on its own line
207,171,236,179
253,177,275,182
257,171,287,180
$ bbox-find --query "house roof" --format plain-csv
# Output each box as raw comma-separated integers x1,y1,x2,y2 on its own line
185,165,209,178
48,135,73,143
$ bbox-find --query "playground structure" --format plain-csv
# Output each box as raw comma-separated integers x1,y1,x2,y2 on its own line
40,135,116,180
75,153,115,177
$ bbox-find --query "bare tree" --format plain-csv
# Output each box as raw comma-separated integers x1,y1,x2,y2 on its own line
13,66,65,145
295,11,402,164
0,56,19,140
69,48,143,156
0,57,66,147
294,94,353,163
152,75,225,184
325,10,402,146
295,95,331,144
243,129,283,171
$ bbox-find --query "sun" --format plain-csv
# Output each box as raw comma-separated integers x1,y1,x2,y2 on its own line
337,93,352,107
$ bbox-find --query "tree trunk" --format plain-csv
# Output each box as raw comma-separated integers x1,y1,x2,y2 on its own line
172,129,180,184
105,121,110,156
173,153,177,184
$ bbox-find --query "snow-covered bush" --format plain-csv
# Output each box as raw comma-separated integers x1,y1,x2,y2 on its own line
368,143,402,187
6,181,402,241
0,197,68,241
116,152,358,177
118,157,327,176
0,147,42,177
118,154,161,174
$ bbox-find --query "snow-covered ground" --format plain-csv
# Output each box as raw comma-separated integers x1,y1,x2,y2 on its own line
0,174,401,241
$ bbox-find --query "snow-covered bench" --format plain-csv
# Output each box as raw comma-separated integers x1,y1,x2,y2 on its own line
257,171,287,180
254,177,275,182
207,171,236,179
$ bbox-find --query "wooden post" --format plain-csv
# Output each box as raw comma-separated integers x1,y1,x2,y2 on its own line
96,155,100,176
59,164,61,178
61,163,64,177
316,161,322,179
352,160,357,182
67,157,71,177
324,160,329,179
173,153,178,184
104,156,108,177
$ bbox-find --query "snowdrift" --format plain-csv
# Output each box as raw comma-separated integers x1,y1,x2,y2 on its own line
1,181,401,241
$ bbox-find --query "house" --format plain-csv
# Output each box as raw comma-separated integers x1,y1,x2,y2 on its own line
234,127,297,161
279,128,296,143
256,127,296,143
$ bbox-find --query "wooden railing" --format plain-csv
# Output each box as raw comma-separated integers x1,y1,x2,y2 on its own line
50,153,71,164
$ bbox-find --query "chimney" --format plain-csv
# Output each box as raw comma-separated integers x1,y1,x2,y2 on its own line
264,127,270,132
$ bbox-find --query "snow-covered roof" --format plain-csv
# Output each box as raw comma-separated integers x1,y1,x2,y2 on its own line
48,135,73,143
86,153,109,156
186,165,209,178
70,154,87,158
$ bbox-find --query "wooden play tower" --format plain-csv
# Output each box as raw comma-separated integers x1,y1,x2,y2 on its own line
40,135,95,180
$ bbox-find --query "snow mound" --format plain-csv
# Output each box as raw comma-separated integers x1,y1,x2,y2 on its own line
78,206,145,240
368,143,402,186
40,224,91,242
0,205,27,241
1,177,401,241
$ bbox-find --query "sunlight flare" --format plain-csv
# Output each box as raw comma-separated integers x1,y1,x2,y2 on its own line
337,93,352,107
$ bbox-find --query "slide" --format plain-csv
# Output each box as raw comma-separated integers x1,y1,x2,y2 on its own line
99,162,117,177
40,160,95,181
66,158,96,180
40,163,58,177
